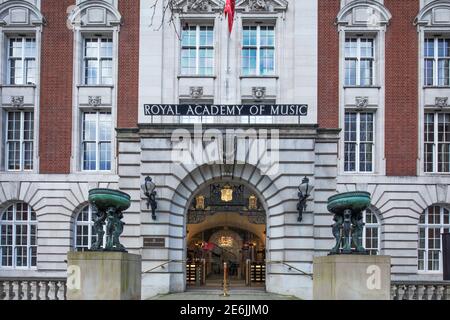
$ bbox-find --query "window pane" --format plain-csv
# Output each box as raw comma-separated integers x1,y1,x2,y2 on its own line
100,38,113,57
181,26,196,47
24,38,36,57
345,59,357,86
199,26,213,47
101,59,113,84
85,59,99,85
360,39,374,58
181,48,196,75
438,59,450,86
199,48,214,76
345,39,357,57
424,59,434,86
83,143,97,171
9,59,23,85
243,27,257,46
260,48,274,75
242,48,257,76
85,39,98,58
424,39,435,57
83,113,97,141
99,142,111,171
99,113,112,141
360,59,373,86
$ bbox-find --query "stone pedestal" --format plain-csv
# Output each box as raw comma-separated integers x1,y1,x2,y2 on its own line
313,255,391,300
66,252,141,300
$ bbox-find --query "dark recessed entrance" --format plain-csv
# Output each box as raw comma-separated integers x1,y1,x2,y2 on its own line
186,182,266,289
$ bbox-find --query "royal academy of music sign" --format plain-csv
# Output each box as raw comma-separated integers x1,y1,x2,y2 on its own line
144,104,308,117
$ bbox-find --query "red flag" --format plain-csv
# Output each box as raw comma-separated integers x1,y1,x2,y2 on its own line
224,0,235,34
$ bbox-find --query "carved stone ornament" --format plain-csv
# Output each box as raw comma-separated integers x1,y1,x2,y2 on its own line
11,96,24,107
435,97,448,109
252,87,266,100
249,0,268,11
190,86,204,99
187,0,211,11
88,96,102,107
355,96,369,109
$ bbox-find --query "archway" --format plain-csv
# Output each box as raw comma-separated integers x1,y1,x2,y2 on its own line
185,180,267,289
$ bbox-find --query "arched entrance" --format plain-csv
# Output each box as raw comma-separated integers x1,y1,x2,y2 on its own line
185,181,267,289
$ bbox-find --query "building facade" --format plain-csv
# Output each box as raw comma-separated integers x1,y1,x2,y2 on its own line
0,0,450,300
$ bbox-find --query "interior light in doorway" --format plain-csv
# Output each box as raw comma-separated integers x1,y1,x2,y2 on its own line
297,177,314,222
141,176,157,220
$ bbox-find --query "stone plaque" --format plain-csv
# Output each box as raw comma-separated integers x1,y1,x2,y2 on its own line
143,237,166,248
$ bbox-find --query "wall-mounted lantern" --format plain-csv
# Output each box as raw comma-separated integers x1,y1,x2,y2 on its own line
297,177,314,222
141,176,157,220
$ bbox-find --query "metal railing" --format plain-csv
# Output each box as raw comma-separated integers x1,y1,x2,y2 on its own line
0,278,66,300
391,281,450,300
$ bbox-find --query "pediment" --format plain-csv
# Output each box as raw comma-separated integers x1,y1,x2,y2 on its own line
0,1,45,27
174,0,225,13
415,1,450,27
236,0,288,13
68,0,121,28
336,0,392,27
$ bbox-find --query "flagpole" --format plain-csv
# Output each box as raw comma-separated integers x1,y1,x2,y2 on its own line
226,30,230,101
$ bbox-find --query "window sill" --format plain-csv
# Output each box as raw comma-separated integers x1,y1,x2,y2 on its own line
76,84,114,88
0,84,36,88
423,86,450,89
177,75,216,79
343,85,381,89
240,75,279,79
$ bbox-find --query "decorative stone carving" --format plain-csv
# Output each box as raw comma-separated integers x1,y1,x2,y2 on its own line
88,96,102,107
252,87,266,100
237,0,288,12
190,87,204,99
435,97,448,109
11,96,24,108
249,0,268,11
355,96,369,109
187,0,211,11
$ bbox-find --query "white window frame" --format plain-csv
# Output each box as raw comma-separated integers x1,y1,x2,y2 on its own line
363,208,381,255
241,25,276,76
6,36,36,86
424,112,450,173
74,205,96,251
344,37,375,86
423,37,450,87
81,110,112,172
344,111,375,173
180,25,214,76
0,203,37,269
83,36,113,85
5,110,34,172
418,205,450,273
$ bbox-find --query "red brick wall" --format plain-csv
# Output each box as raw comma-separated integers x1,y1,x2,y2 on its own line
39,1,74,174
385,0,419,176
318,0,340,129
117,0,140,128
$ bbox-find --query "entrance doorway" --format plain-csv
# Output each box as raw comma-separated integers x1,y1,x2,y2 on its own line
185,182,266,289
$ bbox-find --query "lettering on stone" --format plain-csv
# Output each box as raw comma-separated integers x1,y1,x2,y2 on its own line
143,104,308,117
143,237,166,248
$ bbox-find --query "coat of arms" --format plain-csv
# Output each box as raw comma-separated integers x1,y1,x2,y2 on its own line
221,184,233,202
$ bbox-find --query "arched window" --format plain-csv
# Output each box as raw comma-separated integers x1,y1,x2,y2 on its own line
363,207,381,255
74,205,98,251
419,205,450,272
0,202,37,268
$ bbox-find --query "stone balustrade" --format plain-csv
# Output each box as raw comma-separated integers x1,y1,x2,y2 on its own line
391,281,450,300
0,278,66,300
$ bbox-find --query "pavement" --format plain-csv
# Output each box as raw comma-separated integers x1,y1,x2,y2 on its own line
149,289,300,300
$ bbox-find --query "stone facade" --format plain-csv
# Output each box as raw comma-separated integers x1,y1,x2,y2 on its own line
0,0,450,301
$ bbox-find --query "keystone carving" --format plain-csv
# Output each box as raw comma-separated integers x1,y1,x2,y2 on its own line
88,96,102,107
11,96,24,107
355,96,369,109
252,87,266,100
190,87,204,99
435,97,448,109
